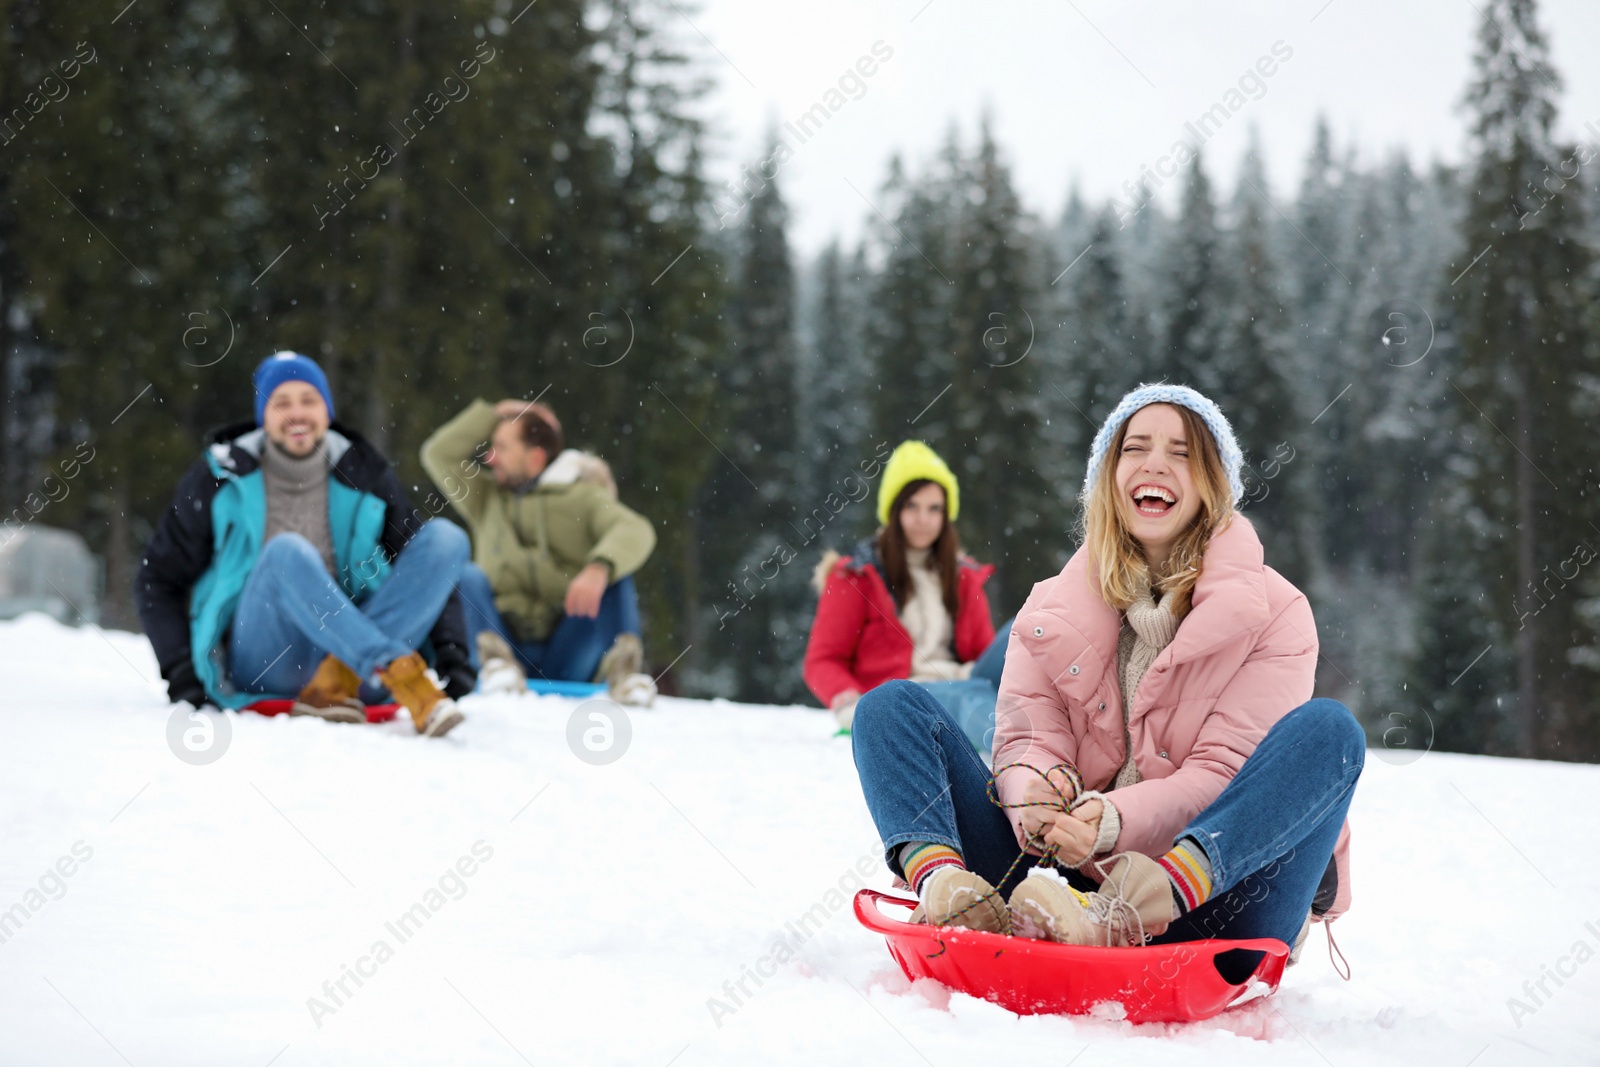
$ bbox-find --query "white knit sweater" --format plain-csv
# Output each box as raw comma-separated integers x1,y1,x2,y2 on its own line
901,548,971,683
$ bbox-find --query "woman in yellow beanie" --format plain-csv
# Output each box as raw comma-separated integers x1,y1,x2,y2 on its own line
803,441,1007,737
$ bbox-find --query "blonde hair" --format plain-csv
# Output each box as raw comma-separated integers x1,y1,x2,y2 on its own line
1079,403,1235,618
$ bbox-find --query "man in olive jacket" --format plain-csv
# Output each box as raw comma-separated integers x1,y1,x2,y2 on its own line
421,399,656,691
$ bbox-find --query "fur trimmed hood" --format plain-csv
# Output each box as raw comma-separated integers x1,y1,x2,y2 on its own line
812,549,843,594
537,449,617,500
811,538,884,595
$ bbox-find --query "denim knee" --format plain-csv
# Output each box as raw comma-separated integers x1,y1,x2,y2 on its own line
1292,698,1366,770
458,561,493,597
259,532,323,572
854,680,939,739
414,517,469,561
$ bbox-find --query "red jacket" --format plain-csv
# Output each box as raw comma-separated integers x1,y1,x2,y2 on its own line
803,543,996,708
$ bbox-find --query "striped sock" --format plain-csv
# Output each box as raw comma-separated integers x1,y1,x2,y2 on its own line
1156,837,1215,914
899,842,966,896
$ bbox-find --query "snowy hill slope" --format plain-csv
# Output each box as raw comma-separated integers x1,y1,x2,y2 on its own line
0,613,1596,1066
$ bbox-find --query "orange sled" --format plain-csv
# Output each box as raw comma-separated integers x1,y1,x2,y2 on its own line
854,888,1289,1023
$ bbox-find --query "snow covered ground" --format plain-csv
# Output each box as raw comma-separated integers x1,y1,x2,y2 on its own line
1,612,1597,1066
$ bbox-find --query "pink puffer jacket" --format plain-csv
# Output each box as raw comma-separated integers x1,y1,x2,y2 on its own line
993,515,1352,922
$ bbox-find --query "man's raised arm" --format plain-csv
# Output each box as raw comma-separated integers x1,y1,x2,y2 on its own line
420,399,497,524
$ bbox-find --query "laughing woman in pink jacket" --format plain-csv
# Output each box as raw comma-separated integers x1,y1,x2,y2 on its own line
851,384,1362,963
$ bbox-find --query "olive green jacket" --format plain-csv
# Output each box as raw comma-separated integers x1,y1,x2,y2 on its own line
420,400,656,641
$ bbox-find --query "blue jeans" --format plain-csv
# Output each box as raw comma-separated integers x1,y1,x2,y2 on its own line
456,562,642,683
228,521,470,695
916,616,1012,750
851,680,1364,948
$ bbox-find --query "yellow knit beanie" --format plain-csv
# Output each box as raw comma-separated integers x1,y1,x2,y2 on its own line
877,440,960,526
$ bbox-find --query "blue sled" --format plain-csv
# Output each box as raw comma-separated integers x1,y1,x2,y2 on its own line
527,678,607,697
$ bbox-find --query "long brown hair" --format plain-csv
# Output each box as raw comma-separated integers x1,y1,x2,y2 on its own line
1079,404,1234,618
876,479,961,617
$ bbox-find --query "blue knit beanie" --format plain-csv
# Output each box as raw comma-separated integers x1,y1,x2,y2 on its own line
1081,383,1244,505
252,351,335,426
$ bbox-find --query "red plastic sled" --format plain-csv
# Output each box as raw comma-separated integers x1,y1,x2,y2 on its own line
855,888,1288,1023
244,699,400,724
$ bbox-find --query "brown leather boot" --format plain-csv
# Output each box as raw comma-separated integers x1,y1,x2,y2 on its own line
377,652,464,738
292,654,366,724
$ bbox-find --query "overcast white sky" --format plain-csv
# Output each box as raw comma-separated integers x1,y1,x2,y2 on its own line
678,0,1600,256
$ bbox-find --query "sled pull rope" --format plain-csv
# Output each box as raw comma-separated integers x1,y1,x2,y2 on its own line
1325,921,1351,981
901,762,1083,928
986,760,1096,865
914,763,1092,928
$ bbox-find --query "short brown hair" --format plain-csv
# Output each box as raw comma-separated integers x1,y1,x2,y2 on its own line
507,402,564,458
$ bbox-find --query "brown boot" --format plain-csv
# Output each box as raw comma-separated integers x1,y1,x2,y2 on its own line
1009,853,1175,947
914,867,1011,935
595,633,642,686
596,633,656,707
475,631,528,695
377,652,465,738
291,654,366,724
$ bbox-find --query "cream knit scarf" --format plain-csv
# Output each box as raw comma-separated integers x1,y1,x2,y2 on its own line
1112,578,1179,789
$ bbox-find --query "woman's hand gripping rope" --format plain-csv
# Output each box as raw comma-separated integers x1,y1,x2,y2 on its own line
924,762,1104,931
992,762,1105,868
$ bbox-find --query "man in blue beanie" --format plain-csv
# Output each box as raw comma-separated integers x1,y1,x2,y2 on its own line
136,351,477,738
